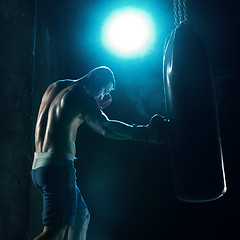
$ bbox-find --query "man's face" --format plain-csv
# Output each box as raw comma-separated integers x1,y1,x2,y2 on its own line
95,82,113,101
92,74,113,100
94,81,114,110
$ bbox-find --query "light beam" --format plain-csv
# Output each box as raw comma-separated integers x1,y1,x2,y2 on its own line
102,8,156,58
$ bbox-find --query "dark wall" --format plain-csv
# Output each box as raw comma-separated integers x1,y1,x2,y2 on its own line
0,0,34,239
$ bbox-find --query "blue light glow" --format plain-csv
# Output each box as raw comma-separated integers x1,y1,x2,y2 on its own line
101,7,156,58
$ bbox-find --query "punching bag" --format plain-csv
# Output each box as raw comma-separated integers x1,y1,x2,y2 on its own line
163,22,227,202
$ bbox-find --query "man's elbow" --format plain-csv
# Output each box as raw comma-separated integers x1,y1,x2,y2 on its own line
100,121,114,138
101,123,110,137
89,120,109,137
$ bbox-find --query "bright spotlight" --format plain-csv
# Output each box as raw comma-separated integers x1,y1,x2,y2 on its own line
101,8,156,58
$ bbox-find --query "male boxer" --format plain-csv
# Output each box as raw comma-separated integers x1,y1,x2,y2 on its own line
31,66,169,240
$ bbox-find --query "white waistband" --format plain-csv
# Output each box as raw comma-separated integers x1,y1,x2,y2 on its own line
32,152,76,170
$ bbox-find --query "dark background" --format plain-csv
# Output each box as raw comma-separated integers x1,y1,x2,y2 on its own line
0,0,239,239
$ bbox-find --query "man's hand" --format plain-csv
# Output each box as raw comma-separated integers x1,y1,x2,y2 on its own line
147,114,171,144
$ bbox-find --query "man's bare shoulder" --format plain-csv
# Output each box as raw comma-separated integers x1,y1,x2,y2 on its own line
38,80,75,115
51,79,75,90
42,79,73,97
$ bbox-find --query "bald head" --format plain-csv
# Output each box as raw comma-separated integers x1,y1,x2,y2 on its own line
87,66,116,90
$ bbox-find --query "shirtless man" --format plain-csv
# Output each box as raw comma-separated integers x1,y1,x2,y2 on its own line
31,66,170,240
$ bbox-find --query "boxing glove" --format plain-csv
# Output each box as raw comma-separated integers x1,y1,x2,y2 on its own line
148,114,171,144
132,114,170,144
97,93,112,110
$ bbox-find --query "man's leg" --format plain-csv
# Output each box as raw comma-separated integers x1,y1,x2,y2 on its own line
33,225,68,240
68,208,90,240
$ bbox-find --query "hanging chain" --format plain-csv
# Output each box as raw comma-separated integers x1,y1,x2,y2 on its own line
182,0,187,23
173,0,179,27
173,0,187,27
178,0,183,23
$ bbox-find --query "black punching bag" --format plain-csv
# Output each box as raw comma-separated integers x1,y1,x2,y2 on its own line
163,23,227,202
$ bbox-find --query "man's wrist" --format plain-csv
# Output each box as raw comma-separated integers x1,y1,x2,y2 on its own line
132,124,148,142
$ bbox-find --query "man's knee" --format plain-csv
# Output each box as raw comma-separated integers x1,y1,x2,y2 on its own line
75,208,90,227
82,208,90,226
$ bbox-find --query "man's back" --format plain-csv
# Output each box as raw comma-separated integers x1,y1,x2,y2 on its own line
35,80,84,155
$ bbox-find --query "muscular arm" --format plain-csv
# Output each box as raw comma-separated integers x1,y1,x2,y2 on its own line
83,97,147,141
66,85,148,141
85,109,147,140
83,101,169,144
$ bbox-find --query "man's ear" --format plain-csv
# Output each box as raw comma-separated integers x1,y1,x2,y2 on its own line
94,74,106,88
